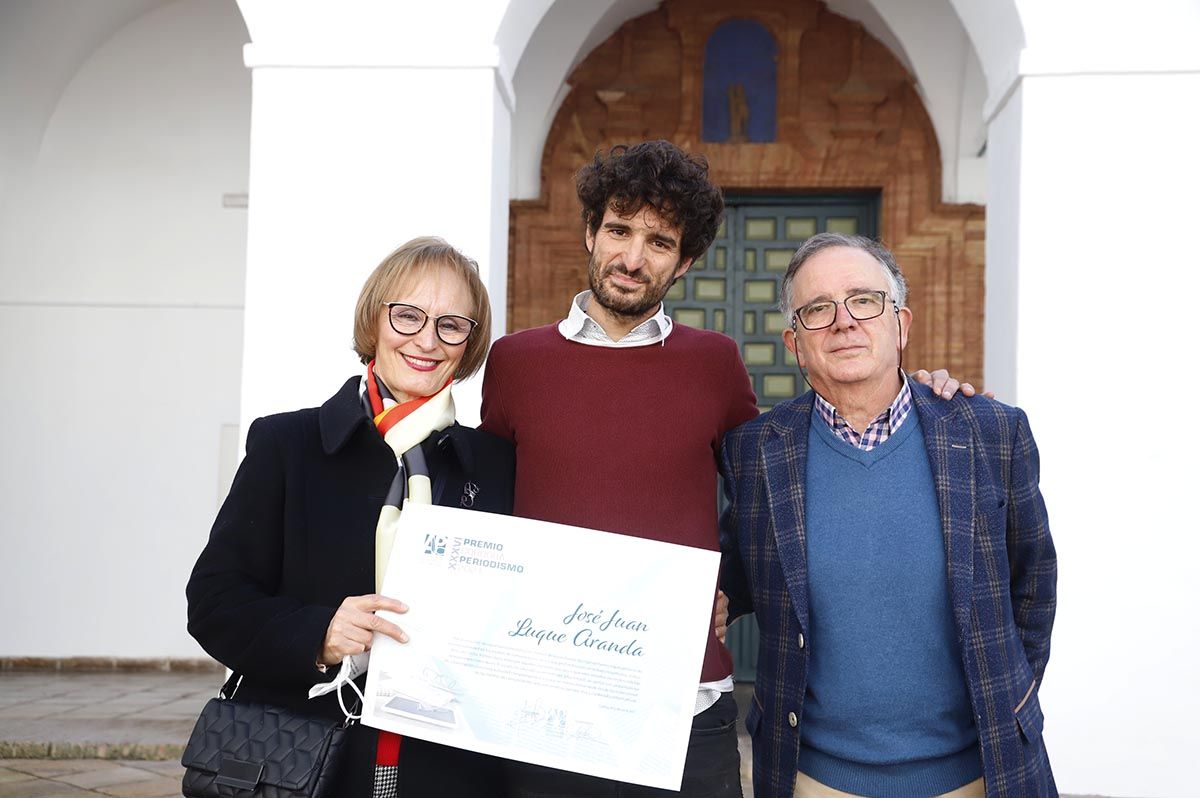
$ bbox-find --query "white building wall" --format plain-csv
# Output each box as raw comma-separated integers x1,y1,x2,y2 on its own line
960,3,1200,793
1010,70,1200,798
237,65,511,431
235,0,516,434
0,0,249,657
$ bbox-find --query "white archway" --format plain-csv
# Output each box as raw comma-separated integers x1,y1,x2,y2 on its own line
0,0,250,659
507,0,659,201
0,0,170,240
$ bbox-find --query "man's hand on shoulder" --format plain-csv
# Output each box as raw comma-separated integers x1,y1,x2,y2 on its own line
912,368,996,401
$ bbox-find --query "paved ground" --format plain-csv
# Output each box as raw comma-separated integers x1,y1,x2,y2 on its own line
0,671,219,761
0,670,754,796
0,672,1111,798
0,760,186,798
0,670,220,797
0,669,220,796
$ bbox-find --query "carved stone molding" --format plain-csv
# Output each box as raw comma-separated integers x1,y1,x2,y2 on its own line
828,23,887,141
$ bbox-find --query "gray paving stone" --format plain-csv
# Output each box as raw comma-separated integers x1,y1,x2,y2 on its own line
119,762,183,779
96,695,181,707
41,708,127,721
0,778,96,797
95,775,182,797
55,762,157,789
0,760,103,777
0,769,35,786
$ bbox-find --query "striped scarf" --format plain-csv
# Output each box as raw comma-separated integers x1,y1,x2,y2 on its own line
364,360,455,797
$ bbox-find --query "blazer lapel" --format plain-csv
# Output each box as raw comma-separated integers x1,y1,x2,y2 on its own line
914,381,975,638
762,394,814,629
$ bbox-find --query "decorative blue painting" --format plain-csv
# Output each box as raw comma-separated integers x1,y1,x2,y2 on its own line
702,19,777,143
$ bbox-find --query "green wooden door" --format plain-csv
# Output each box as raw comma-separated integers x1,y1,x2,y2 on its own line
664,195,879,681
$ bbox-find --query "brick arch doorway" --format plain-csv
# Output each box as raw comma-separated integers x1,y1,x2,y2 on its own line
508,0,985,383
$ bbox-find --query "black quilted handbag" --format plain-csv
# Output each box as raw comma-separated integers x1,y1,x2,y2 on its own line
180,673,353,798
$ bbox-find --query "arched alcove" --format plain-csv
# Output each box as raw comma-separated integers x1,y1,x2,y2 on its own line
510,0,986,383
510,0,993,203
702,19,778,143
0,0,250,659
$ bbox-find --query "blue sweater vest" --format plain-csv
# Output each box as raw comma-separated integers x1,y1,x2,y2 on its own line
799,410,981,796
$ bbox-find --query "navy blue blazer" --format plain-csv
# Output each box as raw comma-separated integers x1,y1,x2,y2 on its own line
720,378,1056,798
187,376,514,798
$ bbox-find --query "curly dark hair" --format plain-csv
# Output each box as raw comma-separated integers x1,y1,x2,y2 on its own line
576,141,725,263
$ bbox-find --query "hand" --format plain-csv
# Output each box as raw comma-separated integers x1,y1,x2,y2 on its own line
911,368,995,400
714,590,729,645
319,594,408,666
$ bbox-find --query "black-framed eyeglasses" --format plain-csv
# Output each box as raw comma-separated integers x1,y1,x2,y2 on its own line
382,302,478,346
791,290,893,331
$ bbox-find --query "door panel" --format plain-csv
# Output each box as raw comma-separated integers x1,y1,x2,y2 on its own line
665,195,879,681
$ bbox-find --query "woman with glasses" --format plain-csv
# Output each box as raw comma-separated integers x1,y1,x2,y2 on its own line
187,237,513,796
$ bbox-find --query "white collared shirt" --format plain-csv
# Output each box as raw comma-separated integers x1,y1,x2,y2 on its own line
556,290,674,347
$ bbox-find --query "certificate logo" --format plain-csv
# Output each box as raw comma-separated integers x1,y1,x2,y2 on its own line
435,536,526,574
423,535,447,557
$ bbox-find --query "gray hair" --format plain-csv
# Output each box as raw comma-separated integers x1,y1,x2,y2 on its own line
778,233,909,317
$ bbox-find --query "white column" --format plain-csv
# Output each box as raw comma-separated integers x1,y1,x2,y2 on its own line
981,85,1021,402
983,5,1200,793
236,1,513,431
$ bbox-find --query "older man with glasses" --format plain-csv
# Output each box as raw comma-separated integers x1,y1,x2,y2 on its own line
720,233,1057,798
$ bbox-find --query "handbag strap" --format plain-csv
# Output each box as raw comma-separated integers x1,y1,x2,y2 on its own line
218,672,242,700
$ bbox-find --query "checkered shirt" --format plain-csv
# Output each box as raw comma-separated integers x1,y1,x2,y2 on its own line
813,377,913,451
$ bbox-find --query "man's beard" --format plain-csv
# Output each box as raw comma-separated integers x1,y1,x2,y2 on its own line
587,253,675,319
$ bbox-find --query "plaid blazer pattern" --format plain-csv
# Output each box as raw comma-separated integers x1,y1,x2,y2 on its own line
720,378,1057,798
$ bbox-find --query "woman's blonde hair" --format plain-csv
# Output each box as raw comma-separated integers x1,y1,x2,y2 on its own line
352,237,492,380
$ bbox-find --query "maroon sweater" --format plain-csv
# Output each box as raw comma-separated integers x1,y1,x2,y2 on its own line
480,322,758,682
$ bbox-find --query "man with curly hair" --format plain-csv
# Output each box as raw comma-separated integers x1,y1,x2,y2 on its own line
482,140,754,797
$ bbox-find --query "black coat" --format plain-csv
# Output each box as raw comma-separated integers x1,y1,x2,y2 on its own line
187,377,514,797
